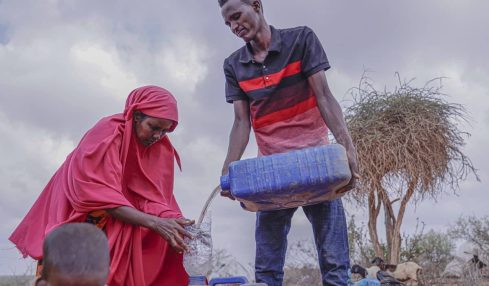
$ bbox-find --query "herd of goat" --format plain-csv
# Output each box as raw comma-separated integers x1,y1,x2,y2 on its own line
350,255,487,286
350,257,422,286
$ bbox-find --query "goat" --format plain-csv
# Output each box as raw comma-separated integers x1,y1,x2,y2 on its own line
353,263,406,286
351,264,368,279
460,254,488,279
371,257,422,286
366,265,381,280
469,254,487,270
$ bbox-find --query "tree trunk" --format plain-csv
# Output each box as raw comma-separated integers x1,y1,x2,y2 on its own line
380,187,396,261
389,179,417,264
390,228,402,264
384,205,393,258
368,189,383,257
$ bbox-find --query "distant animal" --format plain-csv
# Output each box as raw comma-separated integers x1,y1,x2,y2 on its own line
376,270,404,286
351,264,404,286
460,253,488,278
366,265,381,280
351,264,368,278
442,251,488,279
469,254,487,270
371,257,422,286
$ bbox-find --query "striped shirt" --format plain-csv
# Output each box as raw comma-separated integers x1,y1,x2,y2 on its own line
224,25,330,155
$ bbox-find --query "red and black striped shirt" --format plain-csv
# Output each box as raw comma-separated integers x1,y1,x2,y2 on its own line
223,25,330,155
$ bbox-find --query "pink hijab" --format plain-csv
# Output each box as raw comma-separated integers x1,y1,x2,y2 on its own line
10,86,188,285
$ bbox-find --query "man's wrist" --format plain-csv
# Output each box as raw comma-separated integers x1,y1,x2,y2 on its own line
222,161,231,175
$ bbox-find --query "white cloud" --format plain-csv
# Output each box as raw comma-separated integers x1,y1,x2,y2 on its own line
155,36,210,100
71,43,140,100
0,112,75,275
0,112,74,214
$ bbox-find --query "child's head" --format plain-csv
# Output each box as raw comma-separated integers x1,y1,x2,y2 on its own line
36,223,109,286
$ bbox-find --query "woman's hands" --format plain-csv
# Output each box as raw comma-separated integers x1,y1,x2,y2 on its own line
107,206,195,253
149,217,195,253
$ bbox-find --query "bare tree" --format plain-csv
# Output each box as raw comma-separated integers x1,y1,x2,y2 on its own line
345,73,478,264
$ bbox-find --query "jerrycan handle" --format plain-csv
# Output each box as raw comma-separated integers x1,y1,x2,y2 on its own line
209,276,248,286
220,174,230,191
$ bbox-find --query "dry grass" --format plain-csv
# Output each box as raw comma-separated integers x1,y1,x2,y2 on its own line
429,276,489,286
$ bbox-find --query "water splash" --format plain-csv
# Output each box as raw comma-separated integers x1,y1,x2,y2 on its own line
183,211,212,276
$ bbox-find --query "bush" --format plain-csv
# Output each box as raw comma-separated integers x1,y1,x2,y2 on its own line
417,230,455,280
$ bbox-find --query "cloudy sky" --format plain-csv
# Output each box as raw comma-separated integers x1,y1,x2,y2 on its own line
1,0,488,276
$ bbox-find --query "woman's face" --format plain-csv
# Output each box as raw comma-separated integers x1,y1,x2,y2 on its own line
134,113,174,147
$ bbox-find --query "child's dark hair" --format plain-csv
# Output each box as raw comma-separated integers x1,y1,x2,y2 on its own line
42,223,109,281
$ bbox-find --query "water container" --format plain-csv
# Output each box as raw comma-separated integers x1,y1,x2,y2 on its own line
356,278,381,286
183,214,212,286
188,275,207,285
208,276,248,285
220,144,351,212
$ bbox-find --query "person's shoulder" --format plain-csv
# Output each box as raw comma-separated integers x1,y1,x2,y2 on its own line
224,45,247,65
277,25,315,37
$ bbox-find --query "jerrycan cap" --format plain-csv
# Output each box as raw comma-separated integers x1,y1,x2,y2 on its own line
220,174,230,191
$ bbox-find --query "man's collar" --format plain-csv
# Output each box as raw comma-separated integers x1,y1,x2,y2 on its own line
239,25,282,63
268,26,282,53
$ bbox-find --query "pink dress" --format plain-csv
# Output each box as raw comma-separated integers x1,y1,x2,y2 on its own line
10,86,189,285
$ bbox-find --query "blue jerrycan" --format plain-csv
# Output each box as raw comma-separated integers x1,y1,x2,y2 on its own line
220,144,352,212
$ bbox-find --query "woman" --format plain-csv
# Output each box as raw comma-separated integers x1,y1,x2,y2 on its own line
10,86,193,285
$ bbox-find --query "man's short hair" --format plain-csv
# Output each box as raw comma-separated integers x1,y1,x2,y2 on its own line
42,223,109,281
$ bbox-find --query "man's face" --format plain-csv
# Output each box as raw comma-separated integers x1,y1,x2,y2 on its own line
221,0,261,42
134,115,174,147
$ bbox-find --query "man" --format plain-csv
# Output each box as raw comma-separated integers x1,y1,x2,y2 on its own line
218,0,359,285
35,223,109,286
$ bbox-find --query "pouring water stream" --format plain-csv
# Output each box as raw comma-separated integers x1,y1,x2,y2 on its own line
196,185,221,228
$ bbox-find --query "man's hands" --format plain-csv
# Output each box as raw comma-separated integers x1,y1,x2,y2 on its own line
149,217,195,253
220,188,236,200
338,147,360,194
336,147,361,194
219,169,236,200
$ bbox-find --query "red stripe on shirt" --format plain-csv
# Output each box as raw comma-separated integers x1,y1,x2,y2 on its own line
252,95,317,129
238,61,302,92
